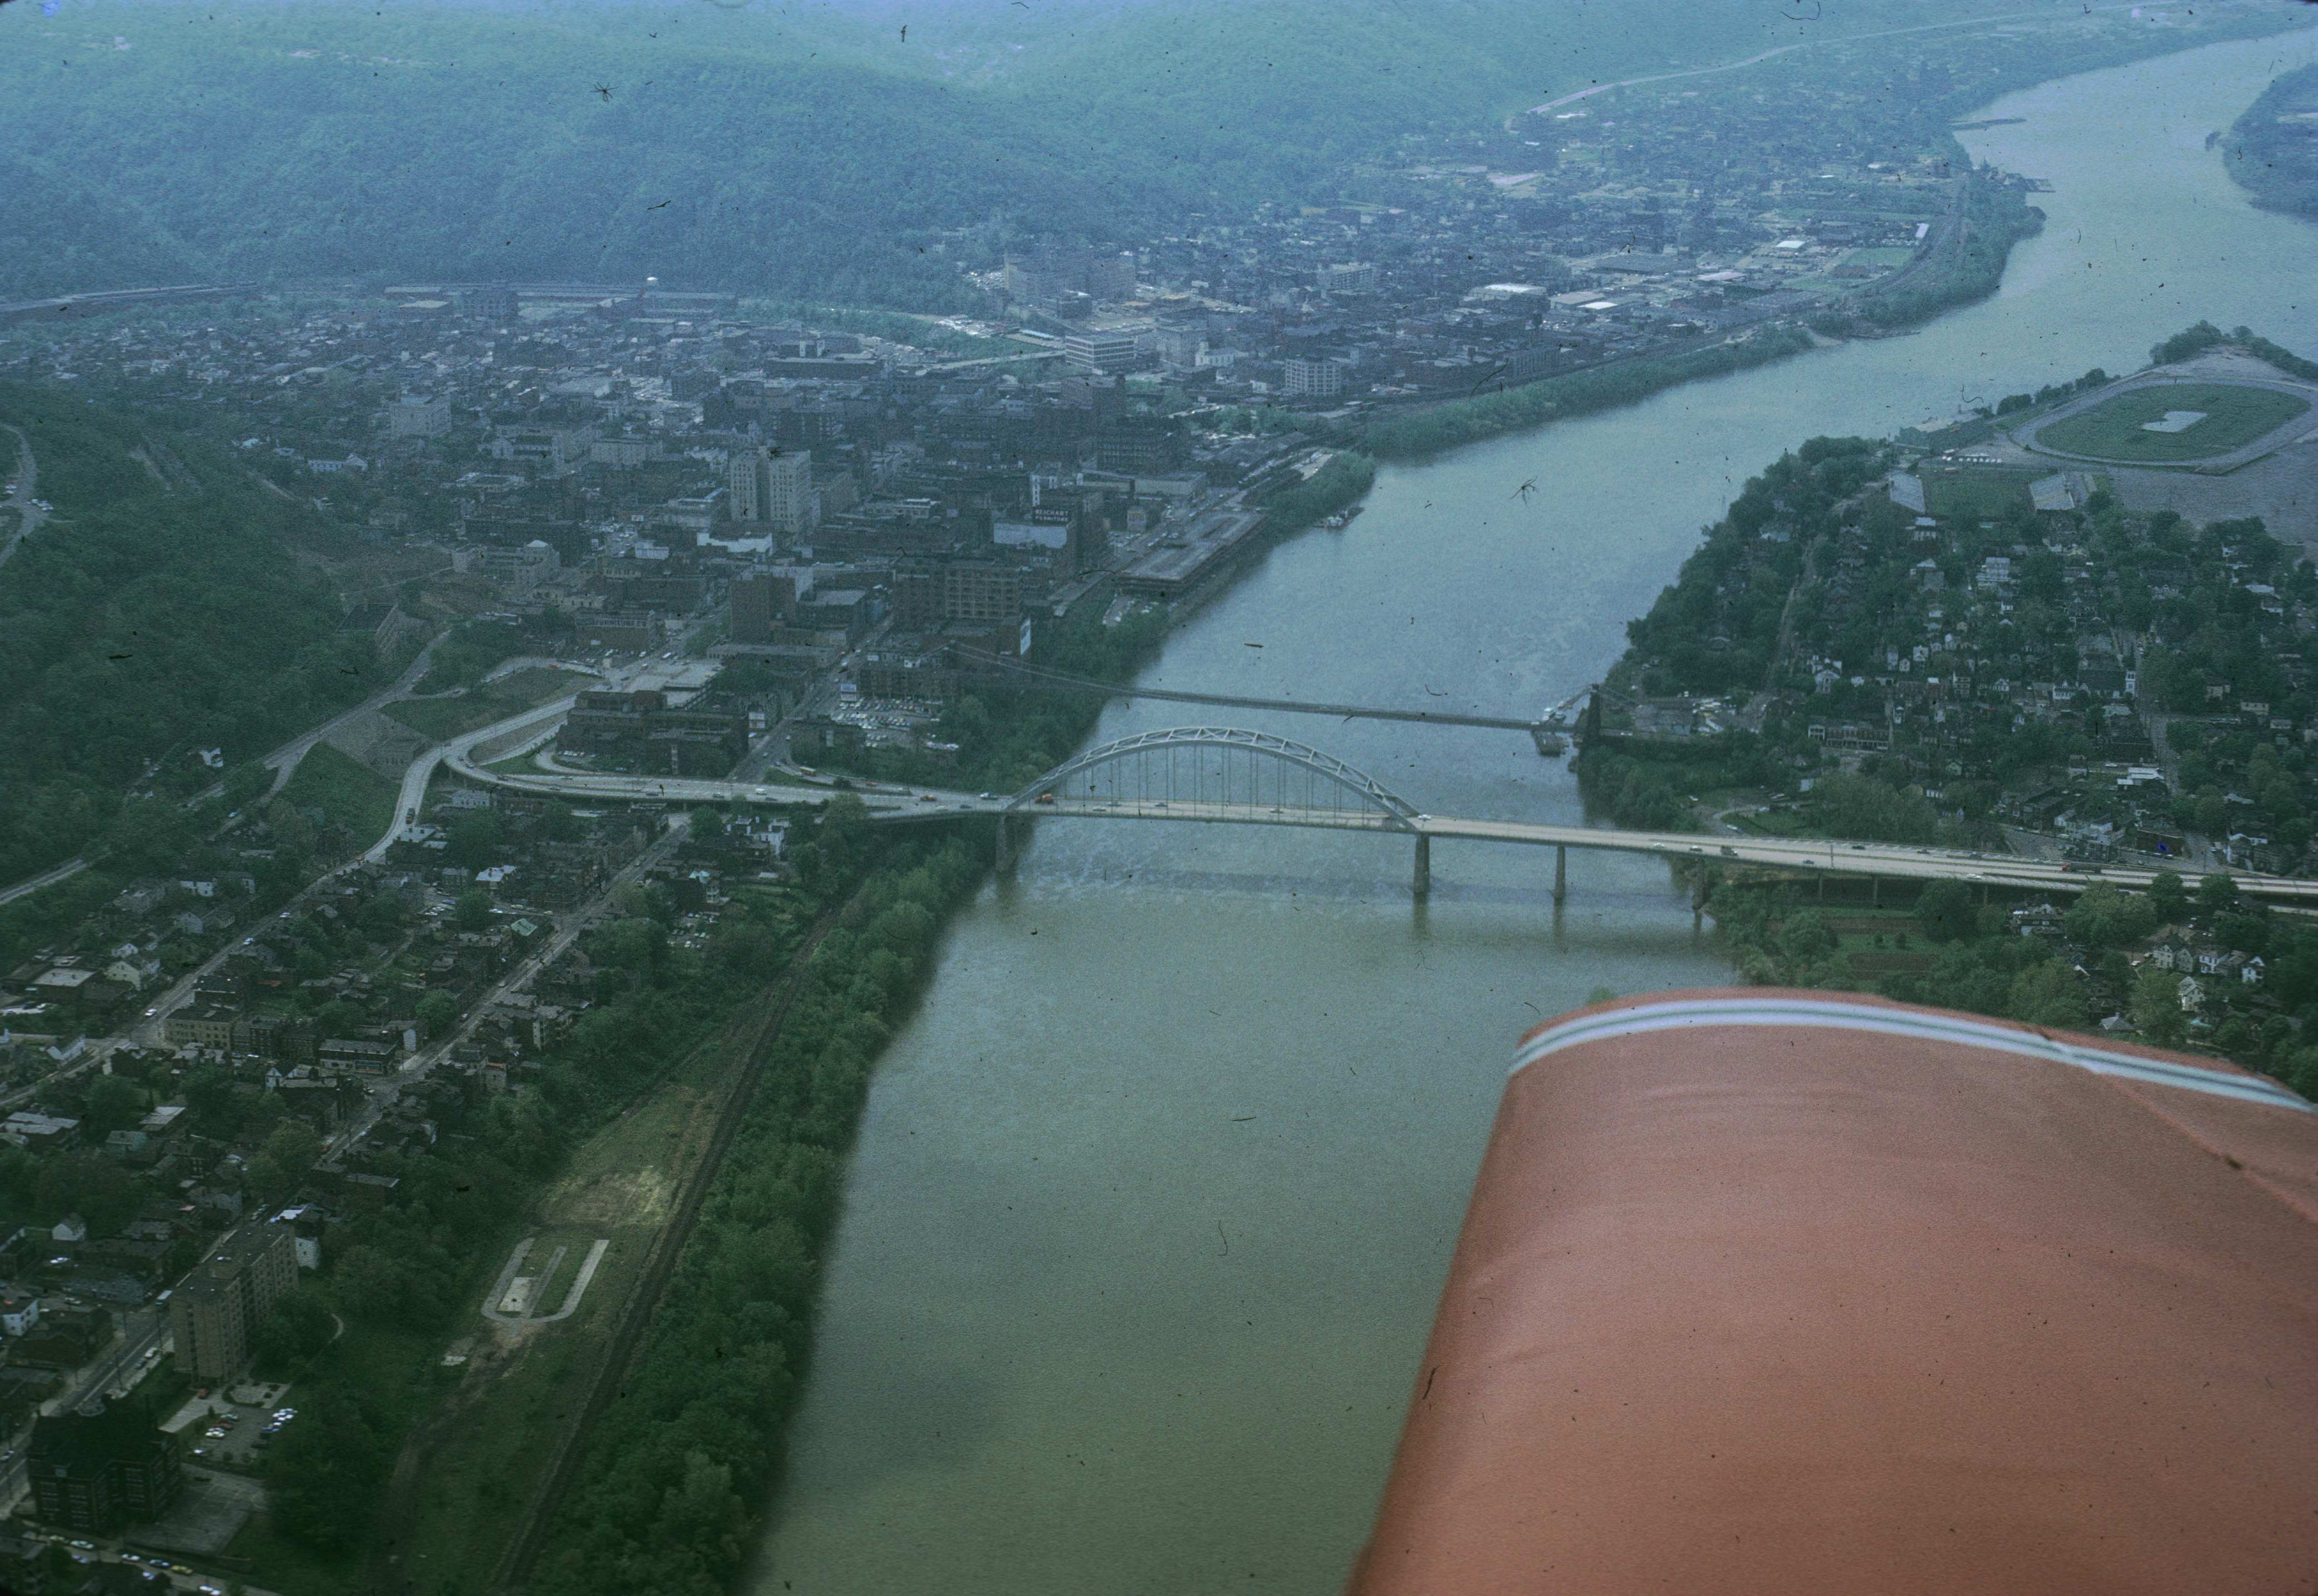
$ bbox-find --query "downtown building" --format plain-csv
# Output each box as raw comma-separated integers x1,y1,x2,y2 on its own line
727,446,819,535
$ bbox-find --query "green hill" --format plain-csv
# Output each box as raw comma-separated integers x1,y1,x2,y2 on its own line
0,383,381,884
0,0,2086,305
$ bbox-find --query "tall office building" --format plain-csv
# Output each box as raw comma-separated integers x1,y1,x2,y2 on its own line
728,448,819,535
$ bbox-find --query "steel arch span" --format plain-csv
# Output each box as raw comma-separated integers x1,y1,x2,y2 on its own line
1008,726,1422,829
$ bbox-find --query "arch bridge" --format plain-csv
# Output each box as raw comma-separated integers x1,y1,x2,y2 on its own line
883,725,2318,911
993,726,1444,891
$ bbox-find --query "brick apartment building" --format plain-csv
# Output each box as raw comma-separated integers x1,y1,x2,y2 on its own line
169,1220,298,1384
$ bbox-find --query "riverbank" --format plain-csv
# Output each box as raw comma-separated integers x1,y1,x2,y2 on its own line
522,822,987,1596
1355,164,2050,463
1360,326,1816,461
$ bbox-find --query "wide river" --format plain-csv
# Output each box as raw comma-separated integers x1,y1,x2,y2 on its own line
753,30,2318,1594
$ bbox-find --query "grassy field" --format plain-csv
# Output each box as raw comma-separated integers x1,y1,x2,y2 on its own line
380,1007,766,1596
2036,382,2310,462
481,749,552,777
228,1513,362,1595
385,667,577,742
1920,465,2040,521
277,742,397,846
1727,806,1811,838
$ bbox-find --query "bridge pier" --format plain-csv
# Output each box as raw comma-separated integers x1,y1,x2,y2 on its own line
1412,834,1430,898
994,815,1016,876
1553,845,1567,906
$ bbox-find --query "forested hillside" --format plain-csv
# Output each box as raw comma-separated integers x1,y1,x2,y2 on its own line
1,0,2079,305
0,384,379,884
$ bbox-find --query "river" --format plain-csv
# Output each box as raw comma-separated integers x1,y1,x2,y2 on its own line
751,29,2318,1595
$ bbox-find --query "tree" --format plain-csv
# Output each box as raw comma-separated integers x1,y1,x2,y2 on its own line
453,890,493,932
37,1154,139,1237
1779,909,1836,964
416,990,459,1036
0,1146,35,1209
2063,884,2155,950
265,1390,385,1552
311,999,365,1039
2009,961,2090,1031
2130,965,2187,1046
595,917,668,986
2147,871,2188,922
2197,873,2241,915
355,891,406,944
81,1073,142,1136
250,1288,337,1371
1813,772,1938,844
1916,879,1975,943
184,1063,245,1135
223,762,274,809
443,811,506,869
2214,911,2270,956
250,1121,323,1198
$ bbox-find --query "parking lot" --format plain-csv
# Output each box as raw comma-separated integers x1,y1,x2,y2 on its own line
182,1383,297,1469
134,1467,266,1558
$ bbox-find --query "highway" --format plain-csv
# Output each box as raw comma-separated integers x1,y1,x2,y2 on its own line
366,695,589,864
0,421,49,571
0,852,91,908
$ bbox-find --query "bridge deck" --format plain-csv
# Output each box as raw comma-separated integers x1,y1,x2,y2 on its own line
950,648,1549,732
437,727,2318,907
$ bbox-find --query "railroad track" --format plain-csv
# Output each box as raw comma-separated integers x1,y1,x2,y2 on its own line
486,896,854,1593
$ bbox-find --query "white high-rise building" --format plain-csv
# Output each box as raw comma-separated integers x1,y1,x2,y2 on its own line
765,450,815,533
727,448,765,521
727,447,818,534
